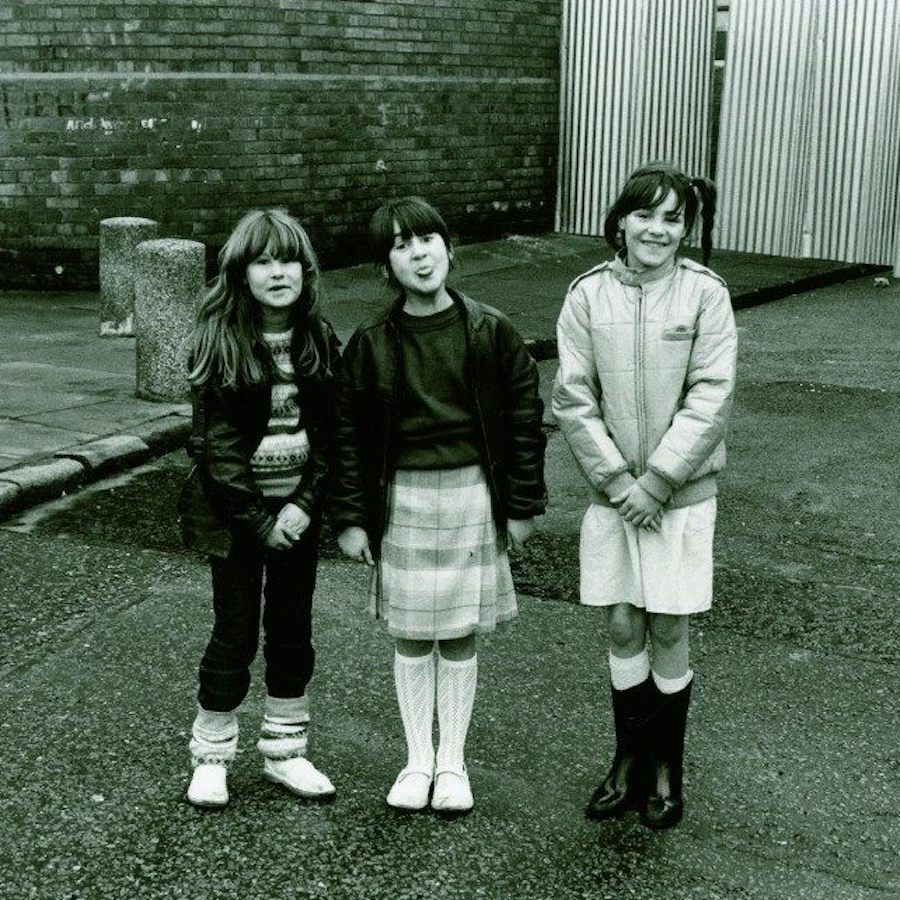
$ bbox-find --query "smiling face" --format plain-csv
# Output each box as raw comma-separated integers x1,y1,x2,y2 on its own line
245,247,304,330
387,223,452,305
619,188,687,273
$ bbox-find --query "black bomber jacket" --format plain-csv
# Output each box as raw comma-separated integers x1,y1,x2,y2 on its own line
178,322,341,557
331,289,547,553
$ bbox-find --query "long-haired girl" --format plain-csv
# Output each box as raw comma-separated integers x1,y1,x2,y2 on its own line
553,163,737,829
179,208,340,808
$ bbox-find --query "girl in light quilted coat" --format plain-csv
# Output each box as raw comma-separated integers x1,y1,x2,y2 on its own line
552,163,737,829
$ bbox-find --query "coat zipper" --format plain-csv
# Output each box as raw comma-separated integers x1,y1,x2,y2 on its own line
635,286,648,473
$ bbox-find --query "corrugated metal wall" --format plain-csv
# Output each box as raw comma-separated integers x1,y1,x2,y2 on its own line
716,0,900,264
556,0,716,235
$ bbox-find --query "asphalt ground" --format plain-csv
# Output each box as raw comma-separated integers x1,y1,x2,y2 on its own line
0,275,898,899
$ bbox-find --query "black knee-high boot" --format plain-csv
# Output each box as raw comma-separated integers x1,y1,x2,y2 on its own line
585,677,655,820
641,679,692,830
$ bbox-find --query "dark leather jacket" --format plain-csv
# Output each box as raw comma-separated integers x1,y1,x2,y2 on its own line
178,322,341,557
331,290,546,552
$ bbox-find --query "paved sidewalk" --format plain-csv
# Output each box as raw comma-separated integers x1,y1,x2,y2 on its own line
0,232,881,517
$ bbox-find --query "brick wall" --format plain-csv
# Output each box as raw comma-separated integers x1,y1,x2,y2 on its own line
0,0,560,289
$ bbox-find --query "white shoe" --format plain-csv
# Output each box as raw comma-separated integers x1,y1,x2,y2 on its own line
263,756,336,800
386,766,433,811
431,767,473,815
187,762,228,809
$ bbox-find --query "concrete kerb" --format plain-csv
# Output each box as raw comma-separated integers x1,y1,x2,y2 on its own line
129,411,192,455
0,411,192,521
55,436,152,478
730,262,886,310
0,458,86,517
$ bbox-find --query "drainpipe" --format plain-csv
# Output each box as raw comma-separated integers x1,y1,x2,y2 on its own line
800,5,824,259
894,222,900,279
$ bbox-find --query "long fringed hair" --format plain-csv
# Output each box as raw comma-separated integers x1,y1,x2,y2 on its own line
188,209,325,388
603,162,717,266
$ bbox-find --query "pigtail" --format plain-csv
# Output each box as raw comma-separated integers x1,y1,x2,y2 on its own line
691,176,717,266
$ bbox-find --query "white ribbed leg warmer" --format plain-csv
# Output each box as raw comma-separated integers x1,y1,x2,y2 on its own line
435,653,478,773
257,695,309,761
189,707,238,766
256,694,334,798
394,650,436,771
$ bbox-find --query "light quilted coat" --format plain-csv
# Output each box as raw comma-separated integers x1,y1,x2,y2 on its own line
552,255,738,509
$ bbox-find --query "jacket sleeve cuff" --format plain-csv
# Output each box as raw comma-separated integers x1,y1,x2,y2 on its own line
637,469,674,503
602,471,636,501
247,510,277,545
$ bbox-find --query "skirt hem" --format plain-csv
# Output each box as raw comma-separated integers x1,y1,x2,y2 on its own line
380,609,518,642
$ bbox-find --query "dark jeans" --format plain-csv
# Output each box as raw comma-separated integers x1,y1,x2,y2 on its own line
197,516,321,712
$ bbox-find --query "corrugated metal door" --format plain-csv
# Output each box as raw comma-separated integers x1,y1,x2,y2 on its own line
716,0,900,264
556,0,716,235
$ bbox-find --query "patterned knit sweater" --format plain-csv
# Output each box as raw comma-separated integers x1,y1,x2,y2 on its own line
249,329,310,498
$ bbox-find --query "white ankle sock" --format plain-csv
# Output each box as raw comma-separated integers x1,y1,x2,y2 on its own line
608,649,651,690
652,668,694,694
394,650,436,770
435,653,478,772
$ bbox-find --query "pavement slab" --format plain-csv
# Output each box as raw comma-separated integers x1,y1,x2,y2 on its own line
0,418,98,460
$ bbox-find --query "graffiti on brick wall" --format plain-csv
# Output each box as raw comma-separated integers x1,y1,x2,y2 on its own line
0,84,208,136
63,116,202,133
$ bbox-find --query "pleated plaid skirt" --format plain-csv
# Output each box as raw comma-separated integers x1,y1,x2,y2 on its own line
368,464,517,640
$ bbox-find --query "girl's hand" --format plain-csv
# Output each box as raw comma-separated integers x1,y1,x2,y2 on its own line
647,509,663,532
610,484,663,531
338,526,374,566
265,521,296,550
507,518,536,552
276,502,310,542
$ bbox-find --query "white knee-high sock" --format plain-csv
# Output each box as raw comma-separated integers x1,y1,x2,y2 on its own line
436,653,478,772
652,668,694,694
394,650,436,771
608,649,651,690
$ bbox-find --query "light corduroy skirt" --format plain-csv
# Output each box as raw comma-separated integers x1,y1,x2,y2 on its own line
368,465,517,640
579,497,717,614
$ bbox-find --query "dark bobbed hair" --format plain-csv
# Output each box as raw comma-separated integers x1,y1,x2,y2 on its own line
368,196,454,288
188,208,326,388
603,162,717,265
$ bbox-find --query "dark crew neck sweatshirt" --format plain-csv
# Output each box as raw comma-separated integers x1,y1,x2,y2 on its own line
394,303,482,470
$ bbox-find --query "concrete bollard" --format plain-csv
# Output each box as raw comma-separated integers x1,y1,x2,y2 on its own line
133,238,205,402
99,216,159,336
